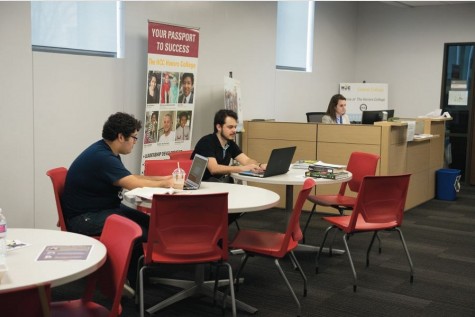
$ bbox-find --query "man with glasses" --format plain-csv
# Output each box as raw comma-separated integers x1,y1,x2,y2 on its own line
62,112,173,290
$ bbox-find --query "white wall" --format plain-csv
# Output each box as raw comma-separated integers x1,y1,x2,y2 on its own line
0,2,34,227
276,1,359,122
33,53,126,229
1,1,474,229
355,2,475,117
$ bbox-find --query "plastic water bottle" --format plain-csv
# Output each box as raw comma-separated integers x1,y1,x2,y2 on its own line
0,208,7,265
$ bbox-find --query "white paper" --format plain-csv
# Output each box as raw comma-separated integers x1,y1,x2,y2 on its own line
448,90,468,106
413,134,433,140
418,109,441,118
402,121,416,141
124,187,176,200
312,161,346,169
6,240,31,251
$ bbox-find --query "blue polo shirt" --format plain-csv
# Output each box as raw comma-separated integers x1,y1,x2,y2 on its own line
62,140,131,219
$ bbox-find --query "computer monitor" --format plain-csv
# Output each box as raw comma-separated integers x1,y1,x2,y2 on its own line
361,109,394,125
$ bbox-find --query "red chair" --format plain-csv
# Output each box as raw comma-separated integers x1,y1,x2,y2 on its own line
46,167,69,231
230,178,316,317
137,193,236,317
302,152,380,243
0,283,51,317
143,159,192,176
168,150,193,160
46,167,100,239
316,174,413,292
50,214,142,317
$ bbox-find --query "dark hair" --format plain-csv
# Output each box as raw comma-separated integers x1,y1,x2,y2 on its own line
178,112,188,120
326,94,346,120
181,73,194,85
149,73,159,84
102,112,142,141
213,109,238,133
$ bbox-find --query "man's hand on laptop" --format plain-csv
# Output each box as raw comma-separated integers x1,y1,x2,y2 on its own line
241,163,264,173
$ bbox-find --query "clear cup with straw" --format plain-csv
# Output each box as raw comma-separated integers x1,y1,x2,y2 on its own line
172,161,186,190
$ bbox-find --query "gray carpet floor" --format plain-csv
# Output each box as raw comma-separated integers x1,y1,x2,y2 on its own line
53,184,475,316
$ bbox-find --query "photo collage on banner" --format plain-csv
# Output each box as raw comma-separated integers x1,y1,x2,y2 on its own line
141,21,200,172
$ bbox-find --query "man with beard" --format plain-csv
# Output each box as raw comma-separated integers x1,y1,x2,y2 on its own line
192,109,267,183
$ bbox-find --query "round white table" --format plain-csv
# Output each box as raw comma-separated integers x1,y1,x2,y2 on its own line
128,182,281,213
232,167,352,212
0,228,107,293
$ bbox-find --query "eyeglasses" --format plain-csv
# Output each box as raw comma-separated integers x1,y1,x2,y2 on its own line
129,135,138,142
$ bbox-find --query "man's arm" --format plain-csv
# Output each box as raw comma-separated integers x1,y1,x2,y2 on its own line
234,153,267,171
114,174,173,190
206,153,265,175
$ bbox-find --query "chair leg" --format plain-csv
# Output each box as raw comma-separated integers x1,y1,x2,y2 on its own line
366,231,378,267
274,258,301,317
135,255,144,305
395,228,414,283
342,233,358,292
139,266,147,317
328,227,340,256
289,251,307,297
213,263,221,305
234,254,249,292
302,203,317,244
316,225,334,274
376,232,382,253
220,262,237,317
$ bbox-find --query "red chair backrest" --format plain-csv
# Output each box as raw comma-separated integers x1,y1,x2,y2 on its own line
46,167,68,231
347,174,411,232
145,193,229,265
341,152,380,195
281,178,316,256
144,159,193,176
85,214,142,316
0,283,51,317
169,150,193,160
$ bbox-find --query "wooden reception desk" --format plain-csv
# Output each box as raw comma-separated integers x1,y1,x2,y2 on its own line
241,118,448,212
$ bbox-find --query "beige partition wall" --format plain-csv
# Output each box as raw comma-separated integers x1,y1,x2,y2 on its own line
400,118,447,209
242,121,317,210
315,122,408,212
242,119,448,212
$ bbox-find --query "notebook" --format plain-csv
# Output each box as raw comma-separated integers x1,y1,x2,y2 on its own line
183,153,208,190
238,146,296,178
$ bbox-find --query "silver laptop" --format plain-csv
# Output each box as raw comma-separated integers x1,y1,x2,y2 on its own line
239,146,296,178
183,154,208,190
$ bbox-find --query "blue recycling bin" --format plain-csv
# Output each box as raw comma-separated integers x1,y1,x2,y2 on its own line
436,169,461,201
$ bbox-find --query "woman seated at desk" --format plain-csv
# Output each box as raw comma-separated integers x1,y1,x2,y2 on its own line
321,94,350,124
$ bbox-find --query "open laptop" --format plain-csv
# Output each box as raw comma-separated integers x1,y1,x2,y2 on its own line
183,153,208,190
239,146,296,178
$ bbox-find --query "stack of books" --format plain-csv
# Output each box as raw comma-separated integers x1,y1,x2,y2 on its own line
304,161,349,180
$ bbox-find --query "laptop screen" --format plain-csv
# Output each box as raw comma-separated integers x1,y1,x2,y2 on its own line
187,154,208,185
